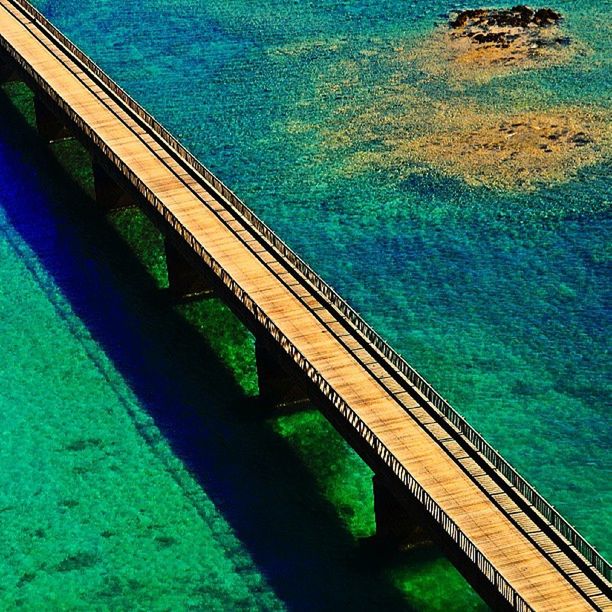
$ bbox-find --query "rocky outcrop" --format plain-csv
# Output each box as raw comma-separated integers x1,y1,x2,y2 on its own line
448,5,568,57
408,5,576,83
450,6,561,30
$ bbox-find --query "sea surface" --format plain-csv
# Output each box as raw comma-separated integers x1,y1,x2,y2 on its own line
0,0,609,609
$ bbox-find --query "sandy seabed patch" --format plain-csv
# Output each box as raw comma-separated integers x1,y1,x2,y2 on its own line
340,105,610,190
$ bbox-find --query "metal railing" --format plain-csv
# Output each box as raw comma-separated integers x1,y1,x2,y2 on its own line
2,0,610,593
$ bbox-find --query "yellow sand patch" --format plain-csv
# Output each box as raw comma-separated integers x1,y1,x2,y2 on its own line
402,108,610,190
325,101,610,191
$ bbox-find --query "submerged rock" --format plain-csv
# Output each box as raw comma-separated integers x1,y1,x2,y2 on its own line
410,5,576,83
534,8,562,26
450,6,561,30
449,5,563,49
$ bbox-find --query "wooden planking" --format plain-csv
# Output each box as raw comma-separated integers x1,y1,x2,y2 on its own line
0,2,608,610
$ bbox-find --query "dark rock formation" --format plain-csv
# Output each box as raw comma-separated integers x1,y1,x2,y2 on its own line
450,6,561,30
448,6,566,53
409,3,575,83
472,31,507,44
533,8,562,26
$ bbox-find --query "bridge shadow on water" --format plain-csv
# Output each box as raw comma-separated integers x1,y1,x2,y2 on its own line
0,84,461,611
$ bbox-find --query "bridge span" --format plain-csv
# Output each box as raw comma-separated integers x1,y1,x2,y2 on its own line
1,0,610,608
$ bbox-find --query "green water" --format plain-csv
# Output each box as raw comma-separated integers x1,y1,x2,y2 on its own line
0,222,280,611
0,88,279,610
0,0,610,608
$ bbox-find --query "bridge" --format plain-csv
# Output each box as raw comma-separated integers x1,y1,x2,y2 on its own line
0,0,610,609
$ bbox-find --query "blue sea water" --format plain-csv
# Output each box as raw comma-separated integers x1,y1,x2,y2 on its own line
0,0,610,608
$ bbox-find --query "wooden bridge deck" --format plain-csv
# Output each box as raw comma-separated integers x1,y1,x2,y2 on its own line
0,1,609,609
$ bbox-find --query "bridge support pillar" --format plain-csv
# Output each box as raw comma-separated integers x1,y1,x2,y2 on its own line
372,474,431,549
0,53,19,83
33,94,72,142
256,337,309,410
164,237,215,299
92,160,135,211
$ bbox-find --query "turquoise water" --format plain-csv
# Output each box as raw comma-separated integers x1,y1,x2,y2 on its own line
0,220,281,610
1,0,610,608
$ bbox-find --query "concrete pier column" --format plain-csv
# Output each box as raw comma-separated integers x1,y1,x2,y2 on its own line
92,160,134,211
0,53,19,83
255,337,309,409
33,94,72,142
164,237,215,299
372,474,431,548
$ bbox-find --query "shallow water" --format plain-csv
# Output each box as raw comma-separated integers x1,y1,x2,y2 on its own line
0,0,610,608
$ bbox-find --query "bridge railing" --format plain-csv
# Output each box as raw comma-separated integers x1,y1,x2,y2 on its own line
7,0,610,585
